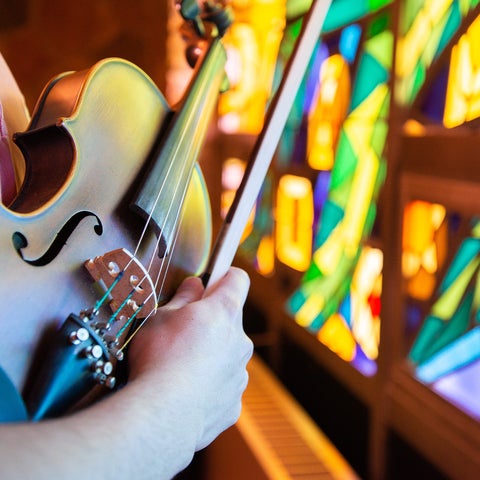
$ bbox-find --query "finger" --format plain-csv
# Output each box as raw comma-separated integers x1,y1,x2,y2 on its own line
204,267,250,307
165,276,205,310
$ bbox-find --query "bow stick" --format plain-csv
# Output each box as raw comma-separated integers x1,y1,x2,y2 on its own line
203,0,333,290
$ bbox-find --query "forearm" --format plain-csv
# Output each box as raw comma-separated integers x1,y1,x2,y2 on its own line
0,374,199,480
0,268,252,480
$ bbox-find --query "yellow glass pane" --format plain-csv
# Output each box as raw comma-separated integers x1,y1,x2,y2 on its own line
341,147,379,255
318,313,356,362
218,0,286,134
403,201,434,253
444,15,480,127
276,175,313,271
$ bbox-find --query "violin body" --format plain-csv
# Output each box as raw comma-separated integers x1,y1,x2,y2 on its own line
0,48,225,418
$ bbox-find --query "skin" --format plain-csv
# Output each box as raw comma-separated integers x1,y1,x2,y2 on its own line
0,267,253,480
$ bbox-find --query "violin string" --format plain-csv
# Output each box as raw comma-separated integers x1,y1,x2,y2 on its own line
119,202,187,349
123,117,198,299
96,130,194,339
93,45,212,350
91,271,124,316
130,81,204,266
133,148,193,315
92,104,196,318
98,180,187,334
115,302,146,340
119,201,187,349
100,131,193,314
106,290,137,327
119,308,156,352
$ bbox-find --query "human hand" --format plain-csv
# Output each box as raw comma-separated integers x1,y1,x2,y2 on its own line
128,266,253,451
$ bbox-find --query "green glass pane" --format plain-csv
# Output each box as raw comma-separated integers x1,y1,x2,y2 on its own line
459,0,480,14
379,90,390,119
350,53,389,111
362,203,378,237
365,30,393,70
422,15,448,66
329,131,358,190
324,0,393,33
432,258,480,318
473,276,480,314
324,0,370,32
410,316,445,364
303,246,356,290
303,260,322,283
423,288,474,361
400,0,423,34
309,257,357,331
441,238,480,293
329,178,355,210
314,199,344,247
435,4,461,57
415,326,480,383
368,0,392,10
370,121,389,157
372,158,387,197
367,10,391,37
409,63,426,103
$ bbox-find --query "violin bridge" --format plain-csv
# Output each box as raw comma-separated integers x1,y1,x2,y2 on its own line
84,248,157,319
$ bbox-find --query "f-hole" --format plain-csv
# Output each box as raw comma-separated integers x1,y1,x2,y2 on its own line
13,211,103,267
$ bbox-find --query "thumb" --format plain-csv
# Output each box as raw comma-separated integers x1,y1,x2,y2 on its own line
165,276,205,310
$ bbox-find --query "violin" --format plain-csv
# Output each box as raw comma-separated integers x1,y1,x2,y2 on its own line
1,4,228,420
0,0,331,421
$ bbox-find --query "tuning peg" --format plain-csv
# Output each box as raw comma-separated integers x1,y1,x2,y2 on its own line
91,359,112,374
94,372,116,389
68,328,89,345
82,344,103,359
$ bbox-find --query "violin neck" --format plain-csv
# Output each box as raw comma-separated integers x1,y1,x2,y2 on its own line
131,37,227,251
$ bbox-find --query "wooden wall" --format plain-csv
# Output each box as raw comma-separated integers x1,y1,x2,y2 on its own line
0,0,168,112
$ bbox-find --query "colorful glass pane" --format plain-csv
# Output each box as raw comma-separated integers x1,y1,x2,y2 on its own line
444,14,480,127
275,175,314,272
217,0,286,134
288,13,392,340
397,0,480,105
315,245,382,376
307,54,350,170
275,24,327,167
239,173,276,276
323,0,392,32
409,221,480,374
402,201,448,300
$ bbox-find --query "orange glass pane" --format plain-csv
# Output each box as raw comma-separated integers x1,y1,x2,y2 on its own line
402,201,447,300
307,54,351,170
